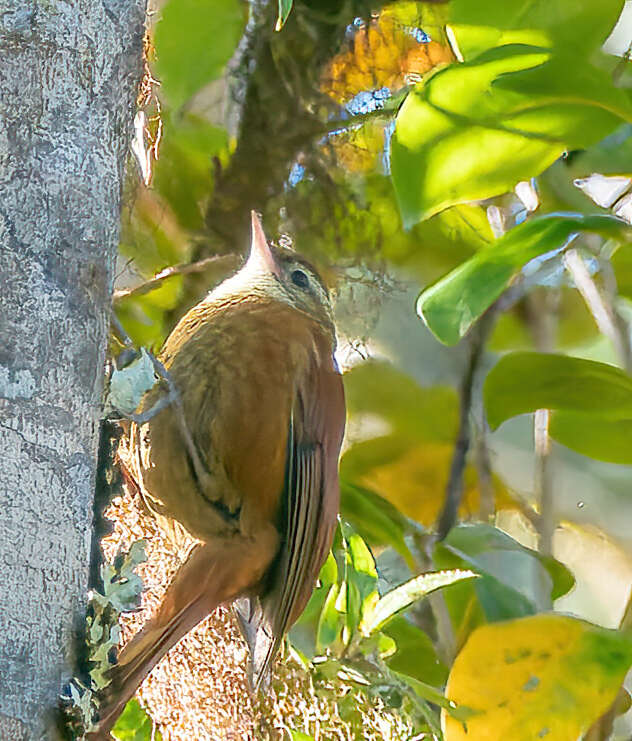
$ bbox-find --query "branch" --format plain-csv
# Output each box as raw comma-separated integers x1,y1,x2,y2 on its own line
436,306,498,540
112,255,237,302
525,289,559,556
563,248,631,371
534,408,554,556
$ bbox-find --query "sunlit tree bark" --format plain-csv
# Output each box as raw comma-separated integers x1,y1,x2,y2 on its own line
0,1,146,736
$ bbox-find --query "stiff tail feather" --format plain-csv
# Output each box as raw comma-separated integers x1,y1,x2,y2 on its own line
89,529,278,738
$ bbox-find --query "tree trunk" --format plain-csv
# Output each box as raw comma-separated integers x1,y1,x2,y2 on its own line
0,1,146,737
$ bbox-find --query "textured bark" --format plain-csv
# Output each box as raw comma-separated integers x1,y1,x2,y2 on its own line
0,1,146,738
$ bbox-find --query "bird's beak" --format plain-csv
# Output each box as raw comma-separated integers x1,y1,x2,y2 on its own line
247,211,281,277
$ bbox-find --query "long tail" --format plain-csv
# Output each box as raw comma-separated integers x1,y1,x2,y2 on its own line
89,527,278,739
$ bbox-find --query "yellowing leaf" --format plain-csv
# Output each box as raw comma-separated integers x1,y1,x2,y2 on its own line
328,119,386,173
321,15,452,105
359,441,518,527
443,614,632,741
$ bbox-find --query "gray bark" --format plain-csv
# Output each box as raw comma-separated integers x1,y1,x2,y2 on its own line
0,1,146,738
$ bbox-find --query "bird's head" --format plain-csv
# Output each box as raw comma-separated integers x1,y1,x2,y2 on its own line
212,212,335,334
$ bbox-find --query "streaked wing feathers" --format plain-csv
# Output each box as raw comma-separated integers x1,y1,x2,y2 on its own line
237,357,345,690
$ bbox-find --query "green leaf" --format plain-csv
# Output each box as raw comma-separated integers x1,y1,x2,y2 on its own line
153,113,228,230
360,570,477,635
434,524,575,618
342,524,379,637
319,550,338,586
316,583,342,652
383,615,447,686
276,0,293,31
571,125,632,177
112,699,161,741
392,670,474,721
391,45,632,226
449,0,625,61
291,553,338,657
417,213,630,345
484,352,632,430
539,551,575,602
154,0,245,110
550,412,632,464
340,482,419,571
443,614,632,740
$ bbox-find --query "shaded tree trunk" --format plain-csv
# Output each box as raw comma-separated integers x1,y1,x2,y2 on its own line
0,1,146,737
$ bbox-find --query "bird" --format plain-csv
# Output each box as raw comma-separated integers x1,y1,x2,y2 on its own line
91,211,346,737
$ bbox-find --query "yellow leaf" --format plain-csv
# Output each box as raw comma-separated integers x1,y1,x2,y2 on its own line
321,13,453,105
328,119,386,173
443,614,632,741
360,441,518,527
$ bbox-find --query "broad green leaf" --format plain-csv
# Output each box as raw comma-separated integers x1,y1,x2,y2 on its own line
434,524,574,623
417,213,630,345
449,0,625,61
154,0,245,110
443,614,632,740
550,412,632,464
383,615,447,686
340,482,419,571
276,0,293,31
290,732,315,741
446,524,574,601
112,699,161,741
571,124,632,177
361,570,477,635
392,44,632,226
484,352,632,430
493,54,632,128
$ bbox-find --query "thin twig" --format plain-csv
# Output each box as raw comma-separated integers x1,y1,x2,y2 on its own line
599,255,632,372
534,408,554,556
525,290,559,556
563,248,631,370
436,308,498,540
112,254,237,302
428,588,457,666
413,532,457,666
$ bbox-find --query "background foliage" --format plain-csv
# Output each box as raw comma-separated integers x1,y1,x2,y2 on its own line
108,0,632,738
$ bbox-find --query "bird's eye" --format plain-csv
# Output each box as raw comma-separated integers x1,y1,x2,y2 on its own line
291,269,309,289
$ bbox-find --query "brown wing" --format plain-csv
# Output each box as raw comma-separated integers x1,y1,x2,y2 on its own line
236,353,345,690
